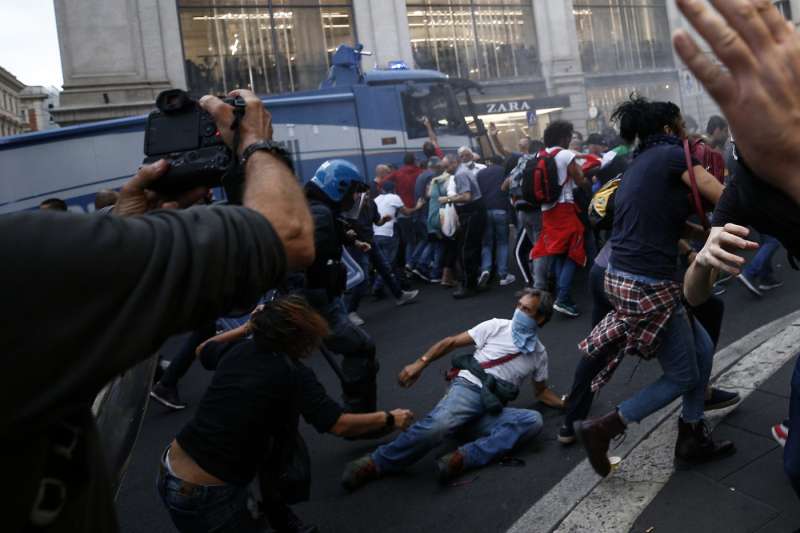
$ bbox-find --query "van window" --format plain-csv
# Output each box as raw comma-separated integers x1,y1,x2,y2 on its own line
402,83,468,139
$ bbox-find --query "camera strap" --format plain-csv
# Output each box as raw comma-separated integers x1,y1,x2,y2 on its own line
221,97,247,204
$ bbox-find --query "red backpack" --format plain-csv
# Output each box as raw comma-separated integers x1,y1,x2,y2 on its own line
527,148,565,206
689,138,725,184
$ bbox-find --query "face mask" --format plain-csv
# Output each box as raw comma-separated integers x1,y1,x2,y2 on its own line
511,308,539,353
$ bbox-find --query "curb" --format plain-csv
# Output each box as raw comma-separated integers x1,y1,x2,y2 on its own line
506,310,800,533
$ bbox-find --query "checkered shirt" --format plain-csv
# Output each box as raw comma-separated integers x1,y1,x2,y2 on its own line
578,269,683,392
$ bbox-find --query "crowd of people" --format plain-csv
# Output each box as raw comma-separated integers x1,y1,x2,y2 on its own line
5,1,800,533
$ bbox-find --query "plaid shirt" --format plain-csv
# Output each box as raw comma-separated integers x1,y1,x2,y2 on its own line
578,269,683,392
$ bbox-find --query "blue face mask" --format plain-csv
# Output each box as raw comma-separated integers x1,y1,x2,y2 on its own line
511,309,539,353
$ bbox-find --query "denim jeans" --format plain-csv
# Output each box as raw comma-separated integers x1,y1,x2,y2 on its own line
785,354,800,499
373,235,401,293
552,254,577,304
612,267,714,424
396,216,416,267
157,454,263,532
372,379,543,472
481,209,511,277
745,234,780,279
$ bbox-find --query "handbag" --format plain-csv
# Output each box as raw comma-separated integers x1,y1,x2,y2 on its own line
683,138,710,231
439,176,460,238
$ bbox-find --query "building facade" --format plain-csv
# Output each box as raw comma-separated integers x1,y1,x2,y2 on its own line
0,67,26,137
51,0,800,144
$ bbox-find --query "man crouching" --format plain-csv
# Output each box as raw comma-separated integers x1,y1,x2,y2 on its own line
342,289,564,490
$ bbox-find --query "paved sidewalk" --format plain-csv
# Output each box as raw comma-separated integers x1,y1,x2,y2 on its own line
632,357,798,533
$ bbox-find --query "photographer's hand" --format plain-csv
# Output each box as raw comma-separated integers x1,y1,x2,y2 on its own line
200,89,314,269
114,160,209,216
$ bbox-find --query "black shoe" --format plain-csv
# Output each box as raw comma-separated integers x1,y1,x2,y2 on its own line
704,387,741,411
452,286,478,299
558,424,576,445
674,418,735,469
150,382,187,410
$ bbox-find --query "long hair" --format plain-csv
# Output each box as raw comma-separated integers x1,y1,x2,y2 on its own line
249,296,330,358
611,94,682,145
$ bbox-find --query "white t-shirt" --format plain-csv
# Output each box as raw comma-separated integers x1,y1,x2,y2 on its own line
458,318,548,389
541,147,577,212
373,193,405,237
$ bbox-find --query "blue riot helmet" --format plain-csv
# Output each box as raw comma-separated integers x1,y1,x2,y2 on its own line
310,159,369,203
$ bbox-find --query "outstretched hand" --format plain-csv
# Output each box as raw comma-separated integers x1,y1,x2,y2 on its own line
673,0,800,204
695,223,760,275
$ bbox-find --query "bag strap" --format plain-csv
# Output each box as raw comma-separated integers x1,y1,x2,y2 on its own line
445,352,522,381
683,139,710,231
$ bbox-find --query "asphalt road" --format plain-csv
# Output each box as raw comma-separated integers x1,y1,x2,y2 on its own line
116,252,800,533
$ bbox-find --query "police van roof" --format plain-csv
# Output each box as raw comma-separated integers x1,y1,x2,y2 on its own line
364,69,449,85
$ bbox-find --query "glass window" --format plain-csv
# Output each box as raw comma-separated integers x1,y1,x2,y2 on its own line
401,82,469,138
585,79,679,132
406,1,540,81
178,1,355,96
573,0,674,75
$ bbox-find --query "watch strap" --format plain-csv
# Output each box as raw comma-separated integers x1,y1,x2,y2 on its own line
240,140,294,172
384,410,395,429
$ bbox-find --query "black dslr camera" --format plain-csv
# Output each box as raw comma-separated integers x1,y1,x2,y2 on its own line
143,89,243,193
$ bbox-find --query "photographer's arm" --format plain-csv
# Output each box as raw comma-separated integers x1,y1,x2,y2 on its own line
200,90,314,270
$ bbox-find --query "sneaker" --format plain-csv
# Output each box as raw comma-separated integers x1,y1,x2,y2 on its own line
704,387,741,411
499,273,517,286
348,312,365,326
477,271,491,289
412,268,431,283
558,424,576,445
430,277,442,284
342,455,380,492
771,419,789,447
737,273,763,296
150,382,187,410
554,300,580,318
436,450,465,485
452,286,478,299
717,272,733,284
758,274,784,291
404,264,414,277
396,289,419,306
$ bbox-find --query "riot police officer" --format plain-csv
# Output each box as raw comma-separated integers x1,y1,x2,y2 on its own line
301,160,378,413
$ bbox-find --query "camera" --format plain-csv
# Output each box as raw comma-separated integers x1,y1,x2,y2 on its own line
143,89,240,193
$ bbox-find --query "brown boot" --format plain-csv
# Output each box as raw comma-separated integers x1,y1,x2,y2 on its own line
436,450,465,484
574,410,626,477
441,267,457,287
674,418,735,469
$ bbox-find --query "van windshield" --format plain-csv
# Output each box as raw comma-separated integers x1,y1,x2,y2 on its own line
402,83,468,139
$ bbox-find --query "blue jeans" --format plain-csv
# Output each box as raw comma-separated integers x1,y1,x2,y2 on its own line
552,254,577,304
157,454,262,532
785,354,800,499
745,234,780,279
373,235,400,293
372,379,543,472
612,267,714,424
481,209,511,277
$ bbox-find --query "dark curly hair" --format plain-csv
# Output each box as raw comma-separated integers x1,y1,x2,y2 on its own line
543,120,574,149
611,94,682,145
250,296,330,358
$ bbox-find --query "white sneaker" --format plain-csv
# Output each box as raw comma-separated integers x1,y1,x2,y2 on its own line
348,312,365,326
396,289,419,306
737,273,763,296
499,274,516,286
477,271,491,289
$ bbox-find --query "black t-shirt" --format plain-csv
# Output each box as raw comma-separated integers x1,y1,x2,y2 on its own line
477,165,509,211
177,339,343,486
610,139,695,279
2,206,286,532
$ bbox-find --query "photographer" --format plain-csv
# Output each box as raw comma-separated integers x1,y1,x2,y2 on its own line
1,89,314,533
158,296,414,533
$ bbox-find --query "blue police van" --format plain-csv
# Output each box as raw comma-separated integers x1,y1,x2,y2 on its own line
0,44,484,214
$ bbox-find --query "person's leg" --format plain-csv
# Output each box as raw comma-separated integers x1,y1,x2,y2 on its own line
563,354,611,428
480,210,496,276
529,209,550,290
322,298,378,413
589,264,612,328
371,381,486,472
618,309,702,424
495,210,511,278
397,217,416,269
158,322,217,388
369,243,403,299
373,235,400,294
515,210,534,286
688,295,724,349
346,246,371,313
555,256,578,305
784,354,800,499
745,234,780,279
458,408,543,469
680,318,714,423
464,207,488,287
429,235,444,280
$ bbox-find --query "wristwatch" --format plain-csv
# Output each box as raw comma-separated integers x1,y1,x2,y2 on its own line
384,411,395,429
240,140,294,172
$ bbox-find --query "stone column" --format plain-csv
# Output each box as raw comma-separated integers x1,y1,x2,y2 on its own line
531,0,588,134
352,0,414,70
52,0,186,125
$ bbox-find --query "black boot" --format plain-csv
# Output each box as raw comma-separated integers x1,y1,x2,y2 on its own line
574,409,626,477
674,417,736,469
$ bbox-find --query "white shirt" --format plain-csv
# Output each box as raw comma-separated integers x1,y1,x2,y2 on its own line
457,161,486,181
541,147,577,212
458,318,548,389
373,193,405,237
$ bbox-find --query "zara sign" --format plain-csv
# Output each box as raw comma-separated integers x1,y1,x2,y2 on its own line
483,100,532,114
479,95,571,116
